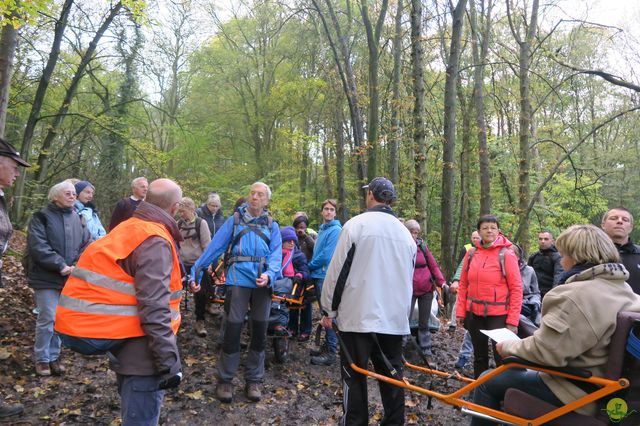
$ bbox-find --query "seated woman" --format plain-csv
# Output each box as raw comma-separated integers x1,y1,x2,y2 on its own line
269,226,309,335
471,224,640,425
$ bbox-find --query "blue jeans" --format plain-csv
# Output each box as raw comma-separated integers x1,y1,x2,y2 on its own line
60,334,124,356
34,288,61,363
470,368,562,425
315,278,337,353
459,330,473,358
117,374,165,426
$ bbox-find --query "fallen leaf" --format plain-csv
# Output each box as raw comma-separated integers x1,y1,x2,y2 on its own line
296,383,305,390
405,399,418,407
14,384,24,393
0,348,11,360
185,390,203,400
407,412,419,424
184,357,198,367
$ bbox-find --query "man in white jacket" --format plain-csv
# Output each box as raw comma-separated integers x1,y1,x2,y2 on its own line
320,177,416,425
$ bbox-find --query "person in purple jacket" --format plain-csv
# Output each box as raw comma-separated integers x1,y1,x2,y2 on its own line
404,219,446,366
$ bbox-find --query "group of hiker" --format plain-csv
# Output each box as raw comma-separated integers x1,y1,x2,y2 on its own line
1,138,640,425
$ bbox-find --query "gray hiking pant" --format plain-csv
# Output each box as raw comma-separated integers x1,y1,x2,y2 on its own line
217,285,271,384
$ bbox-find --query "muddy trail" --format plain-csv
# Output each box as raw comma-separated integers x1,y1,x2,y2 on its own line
0,234,471,425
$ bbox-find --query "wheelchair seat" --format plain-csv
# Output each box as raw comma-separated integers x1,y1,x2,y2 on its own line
503,311,640,425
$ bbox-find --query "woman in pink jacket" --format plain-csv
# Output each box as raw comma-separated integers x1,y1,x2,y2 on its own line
456,215,522,378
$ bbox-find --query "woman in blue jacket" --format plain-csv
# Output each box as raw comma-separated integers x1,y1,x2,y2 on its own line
73,181,106,240
308,199,342,366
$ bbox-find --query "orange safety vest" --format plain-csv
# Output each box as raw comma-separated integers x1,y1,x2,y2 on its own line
55,217,182,339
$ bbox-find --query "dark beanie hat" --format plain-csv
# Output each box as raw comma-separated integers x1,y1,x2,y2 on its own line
293,215,309,228
280,226,298,244
74,180,94,196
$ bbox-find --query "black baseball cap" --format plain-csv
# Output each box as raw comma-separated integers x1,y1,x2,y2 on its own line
0,138,30,167
362,177,397,204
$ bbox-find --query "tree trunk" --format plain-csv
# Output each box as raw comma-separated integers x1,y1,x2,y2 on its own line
410,0,426,229
35,2,124,185
441,0,467,277
0,18,18,137
335,107,348,222
97,19,142,214
389,0,403,185
360,0,388,181
312,0,367,208
509,0,539,250
12,0,74,223
470,0,493,215
322,142,333,198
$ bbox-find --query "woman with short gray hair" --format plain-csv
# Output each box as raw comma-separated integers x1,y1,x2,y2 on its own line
403,219,446,366
27,181,92,376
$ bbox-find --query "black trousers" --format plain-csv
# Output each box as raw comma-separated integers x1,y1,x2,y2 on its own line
184,264,212,321
338,332,404,426
467,313,507,379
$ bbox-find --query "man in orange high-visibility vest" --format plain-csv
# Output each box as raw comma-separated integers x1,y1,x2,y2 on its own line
56,178,194,426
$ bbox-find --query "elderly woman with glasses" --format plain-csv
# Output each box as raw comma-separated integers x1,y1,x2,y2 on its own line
27,180,92,376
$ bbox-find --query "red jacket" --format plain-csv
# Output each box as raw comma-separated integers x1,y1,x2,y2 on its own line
456,234,523,326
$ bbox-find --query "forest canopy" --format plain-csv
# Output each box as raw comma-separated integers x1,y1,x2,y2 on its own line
1,0,639,273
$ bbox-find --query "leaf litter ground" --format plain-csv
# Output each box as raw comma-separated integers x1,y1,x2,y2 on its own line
0,233,471,425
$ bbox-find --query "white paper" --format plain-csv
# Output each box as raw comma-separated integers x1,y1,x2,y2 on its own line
480,328,521,343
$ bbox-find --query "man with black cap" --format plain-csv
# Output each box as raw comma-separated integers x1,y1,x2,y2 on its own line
0,137,30,418
319,177,416,425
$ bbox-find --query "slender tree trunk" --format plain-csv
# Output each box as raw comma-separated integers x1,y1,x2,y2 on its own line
300,120,310,206
456,83,473,255
410,0,426,228
509,0,539,250
13,0,74,222
0,18,18,137
360,0,388,180
390,0,403,185
441,0,467,277
35,2,124,184
470,0,493,215
322,142,333,198
312,0,367,208
334,105,348,222
97,19,142,214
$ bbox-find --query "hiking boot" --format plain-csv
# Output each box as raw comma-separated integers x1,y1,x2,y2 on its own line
195,320,207,337
0,402,23,418
311,351,336,366
245,382,261,402
49,360,66,375
35,362,51,376
215,382,233,403
454,355,468,370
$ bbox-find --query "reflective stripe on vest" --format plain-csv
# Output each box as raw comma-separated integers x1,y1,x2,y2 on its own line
55,217,182,339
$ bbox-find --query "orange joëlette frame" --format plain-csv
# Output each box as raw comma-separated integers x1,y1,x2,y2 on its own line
348,354,628,425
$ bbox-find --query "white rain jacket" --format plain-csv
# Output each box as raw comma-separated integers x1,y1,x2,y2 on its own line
321,206,416,335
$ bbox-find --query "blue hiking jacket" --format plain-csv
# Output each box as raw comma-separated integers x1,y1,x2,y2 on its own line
74,200,106,240
308,219,342,279
191,205,282,288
